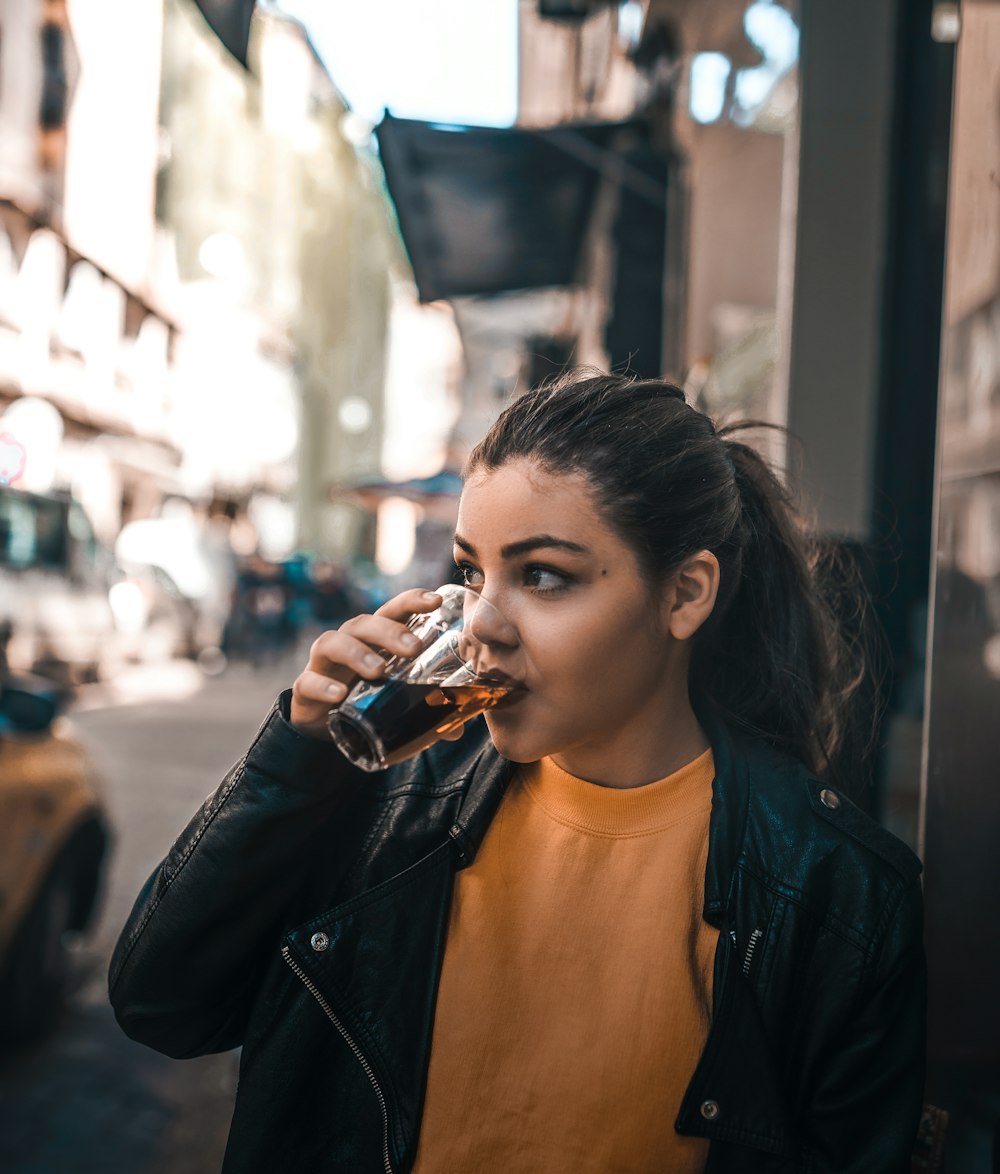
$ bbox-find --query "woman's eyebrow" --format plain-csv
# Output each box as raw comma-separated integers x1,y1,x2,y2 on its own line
453,534,589,558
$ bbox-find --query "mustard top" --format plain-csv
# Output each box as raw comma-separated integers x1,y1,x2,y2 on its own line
412,748,719,1174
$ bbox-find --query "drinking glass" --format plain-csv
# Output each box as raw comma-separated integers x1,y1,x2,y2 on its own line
327,583,517,771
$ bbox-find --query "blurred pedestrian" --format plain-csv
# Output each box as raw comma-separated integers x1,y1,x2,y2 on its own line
109,373,925,1172
309,559,359,628
223,553,295,669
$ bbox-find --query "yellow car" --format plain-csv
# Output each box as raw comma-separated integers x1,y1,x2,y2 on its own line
0,675,109,1042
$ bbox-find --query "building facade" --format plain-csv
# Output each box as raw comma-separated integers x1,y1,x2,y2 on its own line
157,0,399,561
0,0,183,541
0,0,403,569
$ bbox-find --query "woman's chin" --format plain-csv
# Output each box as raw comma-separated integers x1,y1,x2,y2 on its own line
484,708,548,763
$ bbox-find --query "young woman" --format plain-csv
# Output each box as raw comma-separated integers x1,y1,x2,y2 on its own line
110,374,925,1173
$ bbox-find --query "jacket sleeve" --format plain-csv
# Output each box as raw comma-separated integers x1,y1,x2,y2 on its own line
108,691,367,1059
804,876,927,1173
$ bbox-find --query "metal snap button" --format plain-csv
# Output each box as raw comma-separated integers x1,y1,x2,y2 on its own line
700,1099,721,1121
820,788,841,810
310,931,330,953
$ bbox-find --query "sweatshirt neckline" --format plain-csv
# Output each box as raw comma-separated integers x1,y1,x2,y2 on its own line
519,748,715,837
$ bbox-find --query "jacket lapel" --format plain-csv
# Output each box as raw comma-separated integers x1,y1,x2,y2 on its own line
677,932,798,1158
283,741,513,1170
284,841,456,1169
693,700,750,928
684,704,798,1158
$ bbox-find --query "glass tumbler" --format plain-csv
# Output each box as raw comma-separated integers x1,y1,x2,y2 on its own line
326,583,517,771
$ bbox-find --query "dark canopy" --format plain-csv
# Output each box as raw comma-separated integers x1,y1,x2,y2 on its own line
375,114,644,303
192,0,256,66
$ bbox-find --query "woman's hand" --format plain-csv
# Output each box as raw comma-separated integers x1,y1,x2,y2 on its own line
290,588,443,741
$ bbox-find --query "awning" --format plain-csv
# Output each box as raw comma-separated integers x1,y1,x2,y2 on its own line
375,114,653,303
331,472,463,510
538,0,616,19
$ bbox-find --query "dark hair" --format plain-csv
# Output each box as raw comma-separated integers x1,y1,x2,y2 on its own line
465,371,875,788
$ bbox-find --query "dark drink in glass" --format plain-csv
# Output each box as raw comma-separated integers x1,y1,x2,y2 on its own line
326,583,520,772
329,679,512,771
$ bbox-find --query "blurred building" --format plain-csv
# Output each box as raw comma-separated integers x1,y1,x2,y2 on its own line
0,0,405,569
157,0,401,562
0,0,183,542
377,0,798,467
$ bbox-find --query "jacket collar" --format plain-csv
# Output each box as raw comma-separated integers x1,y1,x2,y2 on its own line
695,700,751,927
447,738,515,868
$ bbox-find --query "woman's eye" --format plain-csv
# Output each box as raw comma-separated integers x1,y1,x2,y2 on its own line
455,561,483,588
453,560,571,594
524,565,571,593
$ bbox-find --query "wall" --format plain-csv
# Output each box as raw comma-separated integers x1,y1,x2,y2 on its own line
684,120,784,373
784,0,897,536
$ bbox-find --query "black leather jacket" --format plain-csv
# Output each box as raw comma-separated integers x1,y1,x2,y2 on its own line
109,692,925,1174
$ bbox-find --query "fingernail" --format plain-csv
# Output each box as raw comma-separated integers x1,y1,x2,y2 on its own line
326,681,345,698
422,591,439,601
401,633,419,648
363,653,382,670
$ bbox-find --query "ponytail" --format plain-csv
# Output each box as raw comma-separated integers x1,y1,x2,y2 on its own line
691,427,875,788
467,373,877,788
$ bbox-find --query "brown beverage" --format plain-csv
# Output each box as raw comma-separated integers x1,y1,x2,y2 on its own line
329,679,512,771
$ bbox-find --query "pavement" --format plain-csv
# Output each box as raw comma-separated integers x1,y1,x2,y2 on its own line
0,656,300,1174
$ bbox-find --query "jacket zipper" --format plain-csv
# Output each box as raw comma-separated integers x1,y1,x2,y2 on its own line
741,927,763,978
281,945,394,1174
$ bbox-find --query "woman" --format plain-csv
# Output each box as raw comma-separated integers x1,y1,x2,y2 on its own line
110,374,925,1173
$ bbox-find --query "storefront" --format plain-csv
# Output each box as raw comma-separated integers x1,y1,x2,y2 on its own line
919,2,1000,1161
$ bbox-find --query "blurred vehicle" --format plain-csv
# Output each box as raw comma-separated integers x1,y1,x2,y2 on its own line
109,561,204,664
0,484,120,684
0,674,109,1042
115,512,235,667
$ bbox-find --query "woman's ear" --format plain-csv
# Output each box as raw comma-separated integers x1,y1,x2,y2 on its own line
663,550,721,641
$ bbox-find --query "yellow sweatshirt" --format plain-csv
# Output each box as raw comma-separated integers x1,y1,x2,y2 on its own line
412,748,719,1173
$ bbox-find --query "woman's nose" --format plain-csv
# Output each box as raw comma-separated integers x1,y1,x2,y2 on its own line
468,595,519,649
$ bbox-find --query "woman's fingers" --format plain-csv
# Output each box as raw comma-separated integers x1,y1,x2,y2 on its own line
304,588,444,682
290,664,347,738
291,627,395,737
309,617,417,679
290,588,443,739
295,668,350,707
375,587,442,621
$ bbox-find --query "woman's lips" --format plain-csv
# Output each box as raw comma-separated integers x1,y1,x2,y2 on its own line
492,686,528,712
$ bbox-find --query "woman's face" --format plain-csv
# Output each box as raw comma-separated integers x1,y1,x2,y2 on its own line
454,458,697,780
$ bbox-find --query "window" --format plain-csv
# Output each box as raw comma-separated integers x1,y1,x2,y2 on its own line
0,487,69,571
40,22,67,131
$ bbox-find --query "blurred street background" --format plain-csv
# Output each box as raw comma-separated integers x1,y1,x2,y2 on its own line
0,0,998,1170
0,662,288,1174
